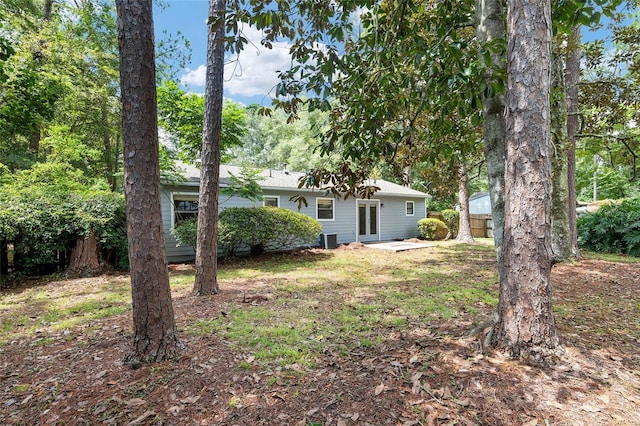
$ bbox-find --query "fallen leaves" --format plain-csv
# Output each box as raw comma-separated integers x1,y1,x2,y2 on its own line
374,382,385,396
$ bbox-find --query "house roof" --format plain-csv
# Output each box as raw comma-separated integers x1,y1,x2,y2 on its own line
174,162,430,198
469,192,489,201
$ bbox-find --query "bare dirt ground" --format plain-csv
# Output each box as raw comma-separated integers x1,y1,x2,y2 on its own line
1,250,639,425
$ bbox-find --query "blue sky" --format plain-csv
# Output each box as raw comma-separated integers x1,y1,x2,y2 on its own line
153,1,620,105
154,0,293,106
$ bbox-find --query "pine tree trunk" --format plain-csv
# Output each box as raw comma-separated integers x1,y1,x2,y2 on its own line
565,26,582,259
116,0,182,364
493,0,560,362
67,233,102,277
550,51,572,262
456,161,475,243
475,0,506,273
194,0,225,296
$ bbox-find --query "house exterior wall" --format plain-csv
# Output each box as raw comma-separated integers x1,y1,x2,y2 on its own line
377,196,425,241
160,186,426,262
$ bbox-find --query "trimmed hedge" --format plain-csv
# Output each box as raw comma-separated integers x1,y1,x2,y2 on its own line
418,218,449,241
577,198,640,256
172,207,322,257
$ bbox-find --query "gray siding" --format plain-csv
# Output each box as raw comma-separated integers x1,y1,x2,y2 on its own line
161,186,427,262
378,196,425,241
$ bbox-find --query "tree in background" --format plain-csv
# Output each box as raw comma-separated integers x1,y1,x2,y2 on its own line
157,80,247,163
578,6,640,201
228,105,341,172
115,0,181,363
194,0,226,297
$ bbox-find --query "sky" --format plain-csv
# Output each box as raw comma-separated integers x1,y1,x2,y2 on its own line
153,1,623,106
153,0,294,106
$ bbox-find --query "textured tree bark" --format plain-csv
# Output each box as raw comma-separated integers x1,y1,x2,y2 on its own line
67,233,102,277
493,0,560,362
565,26,582,259
550,51,572,261
456,161,475,243
194,0,225,296
475,0,506,274
116,0,182,363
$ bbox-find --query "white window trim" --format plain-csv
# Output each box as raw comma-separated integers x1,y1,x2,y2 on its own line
316,197,335,221
263,195,280,208
171,192,199,228
406,201,415,216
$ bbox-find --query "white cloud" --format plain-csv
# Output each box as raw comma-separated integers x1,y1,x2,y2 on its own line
180,64,207,88
178,26,294,99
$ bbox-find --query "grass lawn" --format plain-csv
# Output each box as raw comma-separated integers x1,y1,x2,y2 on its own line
1,240,639,425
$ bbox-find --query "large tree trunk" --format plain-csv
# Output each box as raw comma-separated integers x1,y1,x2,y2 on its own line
565,26,582,259
194,0,225,296
67,233,102,277
116,0,182,364
493,0,560,362
475,0,506,274
456,160,475,243
550,50,572,261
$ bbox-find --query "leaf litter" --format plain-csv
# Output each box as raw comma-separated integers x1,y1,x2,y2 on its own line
0,248,639,425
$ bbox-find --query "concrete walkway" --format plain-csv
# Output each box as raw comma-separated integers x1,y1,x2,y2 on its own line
365,241,435,252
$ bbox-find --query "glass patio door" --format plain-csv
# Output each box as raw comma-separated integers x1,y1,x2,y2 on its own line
358,201,378,241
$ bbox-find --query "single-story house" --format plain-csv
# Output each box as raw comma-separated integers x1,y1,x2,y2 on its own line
161,163,430,262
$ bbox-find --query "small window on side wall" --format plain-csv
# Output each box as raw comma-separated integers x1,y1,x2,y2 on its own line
264,196,279,207
406,201,415,216
317,198,334,220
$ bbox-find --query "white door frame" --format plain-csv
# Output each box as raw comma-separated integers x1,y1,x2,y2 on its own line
355,199,381,242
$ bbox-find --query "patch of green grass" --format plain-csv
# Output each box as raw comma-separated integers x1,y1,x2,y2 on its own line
0,315,30,334
33,337,54,346
41,308,63,325
14,384,30,392
583,251,640,263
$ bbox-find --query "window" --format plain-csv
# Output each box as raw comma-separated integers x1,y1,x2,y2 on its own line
316,198,334,220
263,196,279,207
406,201,415,216
173,195,198,225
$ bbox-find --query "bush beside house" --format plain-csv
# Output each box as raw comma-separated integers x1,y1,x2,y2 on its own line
172,207,322,257
418,218,448,241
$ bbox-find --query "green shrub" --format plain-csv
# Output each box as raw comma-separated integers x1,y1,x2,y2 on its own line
264,207,323,250
441,209,459,239
171,217,198,250
0,164,128,273
175,207,323,257
577,198,640,256
418,218,449,241
218,207,273,256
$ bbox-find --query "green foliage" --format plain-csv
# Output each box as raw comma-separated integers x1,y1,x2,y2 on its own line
417,218,448,241
174,207,322,257
427,197,455,212
157,80,248,162
220,168,264,202
0,164,127,273
577,198,640,257
220,207,321,256
228,105,341,172
441,209,460,239
171,217,198,250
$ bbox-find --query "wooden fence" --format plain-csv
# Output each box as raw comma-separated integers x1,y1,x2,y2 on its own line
427,212,493,238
